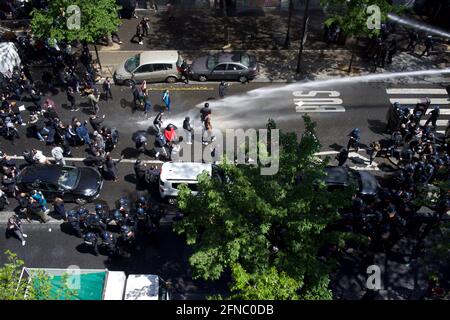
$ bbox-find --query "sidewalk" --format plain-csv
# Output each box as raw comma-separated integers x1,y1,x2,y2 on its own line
93,9,450,83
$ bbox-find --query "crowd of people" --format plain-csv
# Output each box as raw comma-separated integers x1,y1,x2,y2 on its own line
332,99,449,261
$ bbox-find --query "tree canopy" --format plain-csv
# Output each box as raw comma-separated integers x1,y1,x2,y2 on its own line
30,0,121,43
174,116,355,299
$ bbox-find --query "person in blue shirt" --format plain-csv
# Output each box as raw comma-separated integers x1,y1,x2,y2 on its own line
162,89,171,112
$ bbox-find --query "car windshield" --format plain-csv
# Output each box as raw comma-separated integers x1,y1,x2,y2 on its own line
125,54,140,73
206,55,218,70
231,53,250,67
58,167,79,189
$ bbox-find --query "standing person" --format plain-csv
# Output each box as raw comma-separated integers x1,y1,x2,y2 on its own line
144,90,153,117
88,89,101,115
406,30,419,52
51,145,65,165
368,141,381,166
131,83,141,110
66,87,79,111
183,116,193,144
6,214,28,246
131,22,144,45
53,197,66,221
31,190,50,214
162,89,171,113
200,102,211,123
218,81,228,98
420,35,433,57
424,106,440,128
17,193,31,221
336,148,348,166
386,37,397,65
104,153,123,182
89,113,105,132
102,77,113,101
141,17,151,37
180,61,189,84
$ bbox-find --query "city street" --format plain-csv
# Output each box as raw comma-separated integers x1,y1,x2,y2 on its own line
1,77,449,299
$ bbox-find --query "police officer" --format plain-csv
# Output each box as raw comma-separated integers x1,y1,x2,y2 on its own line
111,209,125,230
424,106,440,129
83,231,99,255
420,35,433,57
200,103,211,123
67,209,83,237
347,128,361,152
100,231,117,257
85,211,107,234
95,203,110,224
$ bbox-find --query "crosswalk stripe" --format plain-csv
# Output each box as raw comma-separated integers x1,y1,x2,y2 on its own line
419,120,448,126
399,108,450,115
386,88,448,95
389,98,450,105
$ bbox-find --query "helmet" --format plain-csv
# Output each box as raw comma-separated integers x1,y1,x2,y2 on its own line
67,209,78,217
101,231,112,241
138,196,146,204
95,204,103,211
136,207,146,217
353,128,360,133
78,207,88,216
393,102,400,108
434,105,440,110
113,210,122,220
119,197,128,206
204,102,209,108
120,225,130,234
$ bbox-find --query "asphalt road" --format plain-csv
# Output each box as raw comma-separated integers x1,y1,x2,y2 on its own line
1,76,449,299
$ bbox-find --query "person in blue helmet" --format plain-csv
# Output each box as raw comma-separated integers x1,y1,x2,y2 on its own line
347,128,361,152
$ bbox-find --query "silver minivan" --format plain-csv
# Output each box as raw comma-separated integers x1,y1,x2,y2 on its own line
114,50,183,85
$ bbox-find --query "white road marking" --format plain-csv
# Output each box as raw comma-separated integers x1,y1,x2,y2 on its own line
6,155,163,165
386,88,448,95
315,151,380,171
296,106,346,112
437,130,445,134
419,119,448,126
389,98,450,104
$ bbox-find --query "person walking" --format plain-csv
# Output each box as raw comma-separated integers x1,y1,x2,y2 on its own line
131,22,144,45
153,111,163,132
51,145,65,165
218,81,228,98
104,153,123,182
141,17,151,37
180,61,189,84
406,30,419,53
6,214,28,246
386,37,397,65
183,116,193,144
368,141,381,166
102,77,113,101
347,128,361,152
424,106,440,128
66,87,79,111
162,89,171,113
89,113,105,132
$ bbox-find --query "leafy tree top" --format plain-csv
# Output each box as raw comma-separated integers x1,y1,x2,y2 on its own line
31,0,121,43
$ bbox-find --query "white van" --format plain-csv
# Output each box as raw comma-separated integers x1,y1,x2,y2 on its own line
159,162,212,203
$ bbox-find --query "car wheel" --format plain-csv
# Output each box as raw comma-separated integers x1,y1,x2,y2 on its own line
238,76,248,83
166,76,177,83
198,75,207,82
75,198,87,205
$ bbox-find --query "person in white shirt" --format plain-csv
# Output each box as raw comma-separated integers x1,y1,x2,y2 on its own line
32,149,50,164
51,146,65,165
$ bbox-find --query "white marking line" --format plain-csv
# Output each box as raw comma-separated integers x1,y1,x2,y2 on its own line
419,120,448,126
296,107,346,113
389,98,450,105
437,130,445,134
386,88,448,95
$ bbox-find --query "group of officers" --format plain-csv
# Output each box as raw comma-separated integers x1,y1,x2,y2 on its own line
67,194,165,257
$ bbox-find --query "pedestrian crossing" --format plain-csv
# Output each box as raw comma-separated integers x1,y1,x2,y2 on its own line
386,87,450,134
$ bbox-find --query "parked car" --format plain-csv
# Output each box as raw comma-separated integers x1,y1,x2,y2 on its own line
16,164,103,204
189,52,259,83
114,50,184,85
323,166,379,197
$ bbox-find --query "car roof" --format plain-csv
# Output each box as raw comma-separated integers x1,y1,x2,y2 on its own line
139,50,179,64
323,166,350,186
216,52,250,64
18,164,66,184
160,162,212,181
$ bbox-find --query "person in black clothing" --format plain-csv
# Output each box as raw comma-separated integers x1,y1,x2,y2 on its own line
183,116,193,144
104,153,123,182
153,111,163,132
424,106,440,128
420,35,433,57
180,61,189,84
66,87,78,111
200,102,211,123
6,214,28,246
406,30,418,52
89,114,105,132
102,77,113,101
131,23,144,45
386,37,397,65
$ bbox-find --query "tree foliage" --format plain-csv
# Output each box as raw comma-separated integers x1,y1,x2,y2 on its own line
0,250,77,300
174,115,354,299
320,0,404,38
31,0,121,43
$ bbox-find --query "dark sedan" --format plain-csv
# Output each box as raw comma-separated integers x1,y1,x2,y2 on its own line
16,164,103,204
323,166,379,197
189,52,259,83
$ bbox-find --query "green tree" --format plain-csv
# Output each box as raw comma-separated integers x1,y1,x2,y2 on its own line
174,116,354,299
0,250,77,300
30,0,121,46
320,0,404,72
